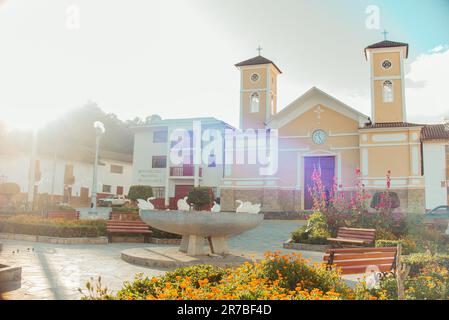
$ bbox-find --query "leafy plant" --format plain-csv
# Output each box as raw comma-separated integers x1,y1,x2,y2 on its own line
291,212,331,244
82,253,350,300
128,185,153,201
187,187,213,211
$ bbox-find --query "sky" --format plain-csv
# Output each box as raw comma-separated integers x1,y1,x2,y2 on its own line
0,0,448,130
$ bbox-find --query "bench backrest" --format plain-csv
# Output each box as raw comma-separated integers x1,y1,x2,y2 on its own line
106,220,151,231
323,247,397,275
337,227,376,242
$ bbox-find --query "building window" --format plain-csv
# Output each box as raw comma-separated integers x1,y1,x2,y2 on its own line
110,164,123,174
152,187,165,199
152,156,167,169
382,80,394,103
208,154,216,168
250,92,260,113
102,185,112,193
271,95,275,115
153,130,168,143
116,186,124,195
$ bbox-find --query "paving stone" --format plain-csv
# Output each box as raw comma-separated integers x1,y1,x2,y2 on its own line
1,220,309,300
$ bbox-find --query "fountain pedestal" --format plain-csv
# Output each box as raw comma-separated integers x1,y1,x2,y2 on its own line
179,235,229,256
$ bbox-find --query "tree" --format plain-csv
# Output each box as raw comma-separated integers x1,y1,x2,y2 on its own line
128,185,153,201
0,182,21,205
187,187,213,211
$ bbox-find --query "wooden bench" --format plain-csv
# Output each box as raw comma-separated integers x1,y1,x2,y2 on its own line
327,227,376,247
323,247,397,275
106,220,152,243
47,211,80,220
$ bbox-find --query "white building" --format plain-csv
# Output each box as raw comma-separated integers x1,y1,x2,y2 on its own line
0,149,133,205
132,117,233,207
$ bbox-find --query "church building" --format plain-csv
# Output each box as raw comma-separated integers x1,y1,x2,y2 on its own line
220,40,449,213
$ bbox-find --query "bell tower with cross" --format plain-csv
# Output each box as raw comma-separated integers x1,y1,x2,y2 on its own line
235,46,282,129
364,31,409,124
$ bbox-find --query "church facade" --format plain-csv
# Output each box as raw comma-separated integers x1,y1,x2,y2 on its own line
220,40,449,213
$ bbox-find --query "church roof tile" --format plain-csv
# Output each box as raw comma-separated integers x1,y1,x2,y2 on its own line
364,40,409,58
235,55,282,73
421,124,449,141
361,122,423,129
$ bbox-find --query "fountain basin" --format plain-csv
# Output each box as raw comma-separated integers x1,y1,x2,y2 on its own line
139,210,264,256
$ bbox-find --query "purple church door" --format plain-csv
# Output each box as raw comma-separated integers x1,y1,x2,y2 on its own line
304,156,336,210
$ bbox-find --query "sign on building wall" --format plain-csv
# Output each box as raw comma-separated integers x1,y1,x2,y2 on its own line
136,170,164,186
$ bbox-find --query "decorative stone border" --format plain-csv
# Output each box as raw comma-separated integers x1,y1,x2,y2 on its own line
0,233,108,245
283,241,329,252
0,264,22,293
0,233,183,245
121,247,258,269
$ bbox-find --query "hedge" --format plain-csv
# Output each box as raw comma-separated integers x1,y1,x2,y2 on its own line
0,215,107,238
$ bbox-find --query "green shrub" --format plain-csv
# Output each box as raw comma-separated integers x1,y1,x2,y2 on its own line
111,205,139,213
375,237,417,255
82,253,350,300
162,265,225,287
370,191,400,209
375,228,397,241
355,265,449,300
291,212,331,244
128,185,153,201
402,252,449,276
48,204,76,212
262,252,349,295
115,265,226,300
0,215,107,238
187,187,213,211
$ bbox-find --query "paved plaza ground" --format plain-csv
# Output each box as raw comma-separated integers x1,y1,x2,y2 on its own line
1,220,326,300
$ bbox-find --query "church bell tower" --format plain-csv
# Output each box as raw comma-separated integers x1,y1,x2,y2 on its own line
365,35,409,124
235,48,282,129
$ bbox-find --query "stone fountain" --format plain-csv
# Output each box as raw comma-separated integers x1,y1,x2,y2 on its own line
139,210,264,256
120,199,264,268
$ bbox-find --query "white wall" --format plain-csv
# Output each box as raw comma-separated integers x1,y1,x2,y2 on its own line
424,143,447,210
132,124,226,198
0,153,133,197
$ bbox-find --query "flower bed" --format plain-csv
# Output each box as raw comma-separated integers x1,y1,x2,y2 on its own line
81,252,350,300
0,215,107,238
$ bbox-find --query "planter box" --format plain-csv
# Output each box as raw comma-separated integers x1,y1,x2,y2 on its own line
283,241,329,252
0,264,22,293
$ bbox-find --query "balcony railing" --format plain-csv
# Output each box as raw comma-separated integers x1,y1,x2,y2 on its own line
170,166,203,177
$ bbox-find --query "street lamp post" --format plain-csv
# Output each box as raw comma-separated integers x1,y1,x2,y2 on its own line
91,121,105,209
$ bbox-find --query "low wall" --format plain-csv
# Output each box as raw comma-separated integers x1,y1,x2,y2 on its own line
0,233,108,245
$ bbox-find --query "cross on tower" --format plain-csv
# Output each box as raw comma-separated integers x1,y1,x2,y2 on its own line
257,45,263,56
382,29,389,41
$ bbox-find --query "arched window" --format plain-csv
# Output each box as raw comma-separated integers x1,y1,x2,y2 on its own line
250,92,260,113
382,80,394,103
271,95,275,115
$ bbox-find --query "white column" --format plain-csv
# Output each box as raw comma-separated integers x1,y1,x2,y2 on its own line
164,129,171,207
